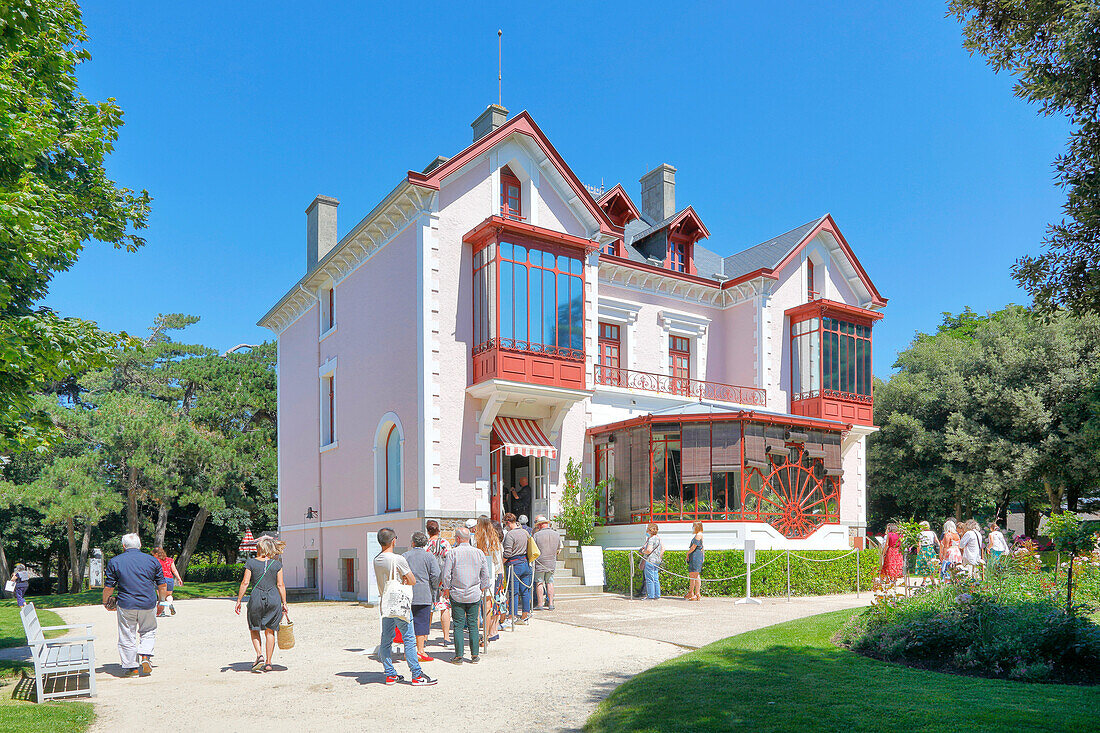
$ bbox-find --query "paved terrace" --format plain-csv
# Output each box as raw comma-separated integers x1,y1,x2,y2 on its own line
3,593,868,732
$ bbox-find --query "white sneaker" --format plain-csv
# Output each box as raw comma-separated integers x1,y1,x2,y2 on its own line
501,619,514,631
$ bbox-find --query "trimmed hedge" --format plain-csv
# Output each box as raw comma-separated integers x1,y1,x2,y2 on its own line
183,563,245,583
604,549,879,597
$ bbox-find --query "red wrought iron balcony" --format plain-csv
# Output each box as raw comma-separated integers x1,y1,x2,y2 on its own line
593,365,766,406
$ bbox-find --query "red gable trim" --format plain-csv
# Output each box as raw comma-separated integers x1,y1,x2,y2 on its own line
785,298,885,325
596,184,642,226
773,214,887,307
463,215,601,255
407,110,620,237
667,205,711,240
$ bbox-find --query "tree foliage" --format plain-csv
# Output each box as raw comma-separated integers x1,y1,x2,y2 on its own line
949,1,1100,313
0,0,150,450
0,317,277,590
869,305,1100,525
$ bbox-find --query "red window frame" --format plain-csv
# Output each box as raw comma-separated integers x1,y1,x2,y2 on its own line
669,240,687,273
601,240,616,256
342,558,354,593
598,322,622,386
326,375,335,444
327,288,335,330
384,424,400,512
501,168,523,221
473,234,586,360
669,335,691,395
807,261,817,301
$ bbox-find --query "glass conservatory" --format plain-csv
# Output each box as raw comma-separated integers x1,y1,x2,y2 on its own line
590,405,848,540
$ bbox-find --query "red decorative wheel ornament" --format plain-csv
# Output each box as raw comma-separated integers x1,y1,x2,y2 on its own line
743,446,840,539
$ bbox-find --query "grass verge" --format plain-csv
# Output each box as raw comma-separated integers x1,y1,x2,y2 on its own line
0,605,66,649
0,695,93,733
0,581,240,610
585,609,1100,733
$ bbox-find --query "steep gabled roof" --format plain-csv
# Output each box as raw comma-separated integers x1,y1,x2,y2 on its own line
596,184,641,227
722,217,825,280
407,111,620,237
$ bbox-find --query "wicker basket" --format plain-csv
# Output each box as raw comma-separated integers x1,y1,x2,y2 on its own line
277,614,295,650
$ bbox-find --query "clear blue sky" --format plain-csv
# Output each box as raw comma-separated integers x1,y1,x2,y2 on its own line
47,1,1066,378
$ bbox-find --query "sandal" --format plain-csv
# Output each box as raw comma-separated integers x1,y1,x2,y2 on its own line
251,656,264,673
263,663,274,672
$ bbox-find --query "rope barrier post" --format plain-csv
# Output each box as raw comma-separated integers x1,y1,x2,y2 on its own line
786,549,791,603
629,551,635,601
735,539,762,605
856,544,861,599
507,565,515,631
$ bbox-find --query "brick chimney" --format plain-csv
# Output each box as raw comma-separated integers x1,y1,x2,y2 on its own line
306,195,339,272
472,104,509,142
639,164,676,222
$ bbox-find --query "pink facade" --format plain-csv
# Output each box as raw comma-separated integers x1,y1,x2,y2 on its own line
260,107,886,600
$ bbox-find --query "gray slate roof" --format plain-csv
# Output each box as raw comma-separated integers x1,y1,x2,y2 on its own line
720,217,824,280
602,180,825,282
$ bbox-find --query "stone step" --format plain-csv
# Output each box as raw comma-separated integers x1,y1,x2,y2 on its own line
552,575,582,586
286,587,318,602
552,583,605,596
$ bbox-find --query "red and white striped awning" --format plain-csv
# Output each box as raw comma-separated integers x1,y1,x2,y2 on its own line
238,529,257,553
492,417,558,459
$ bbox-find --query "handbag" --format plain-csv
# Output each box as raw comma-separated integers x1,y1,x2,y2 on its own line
380,555,413,623
277,611,295,650
526,534,541,564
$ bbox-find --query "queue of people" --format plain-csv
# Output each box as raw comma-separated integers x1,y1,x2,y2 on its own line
879,517,1013,585
63,515,562,685
374,512,561,685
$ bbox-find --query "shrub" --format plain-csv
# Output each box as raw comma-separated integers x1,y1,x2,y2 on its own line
839,575,1100,684
26,577,60,595
183,563,245,583
556,458,608,546
604,549,879,597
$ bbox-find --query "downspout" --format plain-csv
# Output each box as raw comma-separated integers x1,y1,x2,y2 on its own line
298,283,324,600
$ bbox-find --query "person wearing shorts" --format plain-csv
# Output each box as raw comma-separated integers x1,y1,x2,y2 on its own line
532,516,561,610
403,532,440,663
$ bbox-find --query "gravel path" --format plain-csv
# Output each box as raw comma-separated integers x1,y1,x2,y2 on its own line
34,593,870,731
55,598,681,733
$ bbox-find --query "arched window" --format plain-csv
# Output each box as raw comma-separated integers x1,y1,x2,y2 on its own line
385,424,402,512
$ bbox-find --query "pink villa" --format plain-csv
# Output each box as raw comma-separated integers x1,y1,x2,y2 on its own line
259,105,887,598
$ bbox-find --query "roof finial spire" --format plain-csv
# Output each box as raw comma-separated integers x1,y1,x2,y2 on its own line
498,29,503,107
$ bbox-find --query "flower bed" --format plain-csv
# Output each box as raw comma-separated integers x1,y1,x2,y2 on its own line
837,547,1100,684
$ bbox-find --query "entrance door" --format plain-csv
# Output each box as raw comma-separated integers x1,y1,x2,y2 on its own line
305,558,317,589
491,447,503,521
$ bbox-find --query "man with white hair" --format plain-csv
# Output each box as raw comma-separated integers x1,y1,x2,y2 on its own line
440,526,490,664
103,534,166,677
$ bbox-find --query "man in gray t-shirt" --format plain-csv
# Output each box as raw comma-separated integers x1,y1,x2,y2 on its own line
532,516,561,611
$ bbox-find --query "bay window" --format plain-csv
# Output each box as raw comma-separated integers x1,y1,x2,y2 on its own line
791,317,820,400
474,239,584,359
822,317,872,400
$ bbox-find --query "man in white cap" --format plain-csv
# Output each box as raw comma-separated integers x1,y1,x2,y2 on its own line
532,516,561,611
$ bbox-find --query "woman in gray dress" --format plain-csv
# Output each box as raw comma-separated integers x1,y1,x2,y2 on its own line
234,536,288,672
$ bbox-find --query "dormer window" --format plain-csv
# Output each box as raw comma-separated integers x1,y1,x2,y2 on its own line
501,167,522,221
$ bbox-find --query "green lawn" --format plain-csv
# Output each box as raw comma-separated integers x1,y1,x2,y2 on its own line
586,609,1100,733
1,606,95,733
0,580,240,610
0,605,66,649
0,696,93,732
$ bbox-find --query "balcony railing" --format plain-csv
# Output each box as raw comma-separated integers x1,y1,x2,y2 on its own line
594,365,766,407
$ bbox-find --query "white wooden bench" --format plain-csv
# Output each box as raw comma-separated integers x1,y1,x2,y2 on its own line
19,602,97,701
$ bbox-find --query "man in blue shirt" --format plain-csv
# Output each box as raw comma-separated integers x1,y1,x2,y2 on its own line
102,533,166,677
